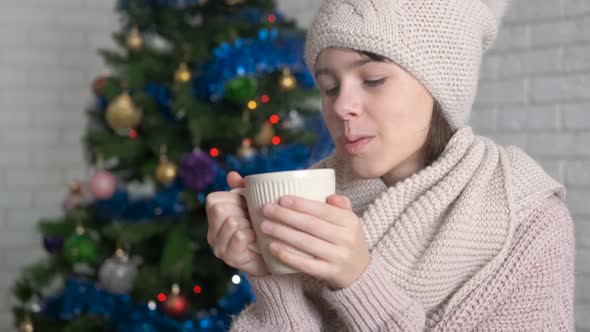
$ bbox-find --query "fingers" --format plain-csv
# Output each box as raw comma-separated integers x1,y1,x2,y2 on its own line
261,219,340,261
206,202,248,245
227,171,245,190
224,229,258,266
205,191,247,211
274,195,352,227
212,216,251,258
327,195,352,210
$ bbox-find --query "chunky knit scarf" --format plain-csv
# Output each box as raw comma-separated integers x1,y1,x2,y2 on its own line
311,126,564,319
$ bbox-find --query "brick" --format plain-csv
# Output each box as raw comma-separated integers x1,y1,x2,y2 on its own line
565,0,590,16
497,105,559,131
475,79,527,106
574,218,590,249
0,149,30,167
530,74,590,103
576,303,590,331
491,25,530,52
525,133,575,157
0,129,60,146
0,230,36,248
537,160,563,183
0,29,27,47
0,109,30,127
503,0,564,23
28,69,87,88
0,67,27,87
562,103,590,130
495,48,563,78
32,190,68,209
0,191,32,209
487,133,527,149
3,209,50,230
0,8,56,26
470,108,497,132
531,20,579,47
565,161,590,188
0,48,61,68
564,44,590,72
568,190,590,217
0,89,59,106
3,169,63,187
479,56,497,80
31,110,86,128
29,29,86,49
2,247,45,268
30,147,84,167
577,275,590,304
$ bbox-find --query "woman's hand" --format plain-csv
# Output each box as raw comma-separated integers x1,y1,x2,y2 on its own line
205,171,270,277
259,194,370,289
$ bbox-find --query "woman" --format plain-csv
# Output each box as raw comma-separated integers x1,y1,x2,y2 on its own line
206,0,574,330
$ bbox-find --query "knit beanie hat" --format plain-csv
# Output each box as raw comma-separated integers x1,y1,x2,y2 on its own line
304,0,508,130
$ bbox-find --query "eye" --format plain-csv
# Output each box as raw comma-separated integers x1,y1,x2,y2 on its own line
324,85,340,96
364,78,386,87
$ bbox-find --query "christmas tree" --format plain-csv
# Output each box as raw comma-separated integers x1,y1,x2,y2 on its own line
11,1,332,331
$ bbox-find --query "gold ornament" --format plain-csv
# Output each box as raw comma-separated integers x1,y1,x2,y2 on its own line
19,315,33,332
174,62,192,84
254,122,275,147
279,68,297,91
126,27,143,50
106,92,143,131
238,138,255,158
155,146,177,186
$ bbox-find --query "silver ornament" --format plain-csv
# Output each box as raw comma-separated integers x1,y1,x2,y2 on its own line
98,249,139,294
282,110,304,130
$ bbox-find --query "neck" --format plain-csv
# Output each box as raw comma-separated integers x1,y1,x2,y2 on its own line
381,148,426,186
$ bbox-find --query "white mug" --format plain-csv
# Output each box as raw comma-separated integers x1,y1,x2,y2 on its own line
231,168,335,274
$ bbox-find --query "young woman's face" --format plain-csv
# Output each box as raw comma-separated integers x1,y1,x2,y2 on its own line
315,48,434,181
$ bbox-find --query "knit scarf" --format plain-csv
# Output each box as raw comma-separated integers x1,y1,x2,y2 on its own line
312,126,564,321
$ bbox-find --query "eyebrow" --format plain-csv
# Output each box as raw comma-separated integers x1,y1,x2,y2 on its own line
314,58,374,78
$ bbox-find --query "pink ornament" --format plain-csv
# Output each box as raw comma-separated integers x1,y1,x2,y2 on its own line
89,171,117,200
62,192,81,213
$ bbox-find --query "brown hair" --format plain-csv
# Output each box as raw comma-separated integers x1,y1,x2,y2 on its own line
359,51,454,166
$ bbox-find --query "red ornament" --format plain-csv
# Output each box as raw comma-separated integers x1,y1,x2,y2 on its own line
163,284,188,318
92,76,108,95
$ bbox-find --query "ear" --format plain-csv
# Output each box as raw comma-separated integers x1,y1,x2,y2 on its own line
480,0,510,20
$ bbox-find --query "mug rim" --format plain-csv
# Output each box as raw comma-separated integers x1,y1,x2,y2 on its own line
244,168,335,182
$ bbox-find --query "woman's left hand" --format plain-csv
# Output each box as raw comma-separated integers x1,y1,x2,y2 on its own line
260,194,370,290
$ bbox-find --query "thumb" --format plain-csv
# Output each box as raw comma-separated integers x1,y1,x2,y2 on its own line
227,171,245,190
327,195,352,211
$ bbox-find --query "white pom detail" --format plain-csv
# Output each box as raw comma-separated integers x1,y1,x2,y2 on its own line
480,0,509,20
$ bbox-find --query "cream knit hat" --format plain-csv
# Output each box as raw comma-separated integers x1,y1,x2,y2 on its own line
305,0,508,130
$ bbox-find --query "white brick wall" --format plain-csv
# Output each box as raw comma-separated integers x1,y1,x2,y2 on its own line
0,0,588,331
0,0,117,330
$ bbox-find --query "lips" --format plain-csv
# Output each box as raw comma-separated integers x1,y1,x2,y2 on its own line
343,135,374,155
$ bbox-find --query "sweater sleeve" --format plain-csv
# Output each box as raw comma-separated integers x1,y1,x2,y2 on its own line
229,273,323,331
320,253,426,332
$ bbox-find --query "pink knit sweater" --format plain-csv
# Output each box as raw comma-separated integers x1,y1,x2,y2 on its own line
229,128,575,331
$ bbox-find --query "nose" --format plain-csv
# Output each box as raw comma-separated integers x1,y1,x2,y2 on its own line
332,89,362,121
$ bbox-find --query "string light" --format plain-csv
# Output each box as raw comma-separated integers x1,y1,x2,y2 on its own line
231,274,241,284
272,136,281,145
269,114,279,124
129,129,138,139
210,148,220,157
261,95,270,103
268,14,277,23
193,285,202,294
247,100,257,110
157,293,167,302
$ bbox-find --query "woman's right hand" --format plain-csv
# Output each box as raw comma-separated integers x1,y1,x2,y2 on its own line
205,171,270,277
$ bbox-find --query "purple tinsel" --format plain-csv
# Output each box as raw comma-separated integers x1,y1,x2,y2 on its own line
179,150,216,192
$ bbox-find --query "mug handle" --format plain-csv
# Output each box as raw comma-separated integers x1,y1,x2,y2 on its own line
230,188,261,254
